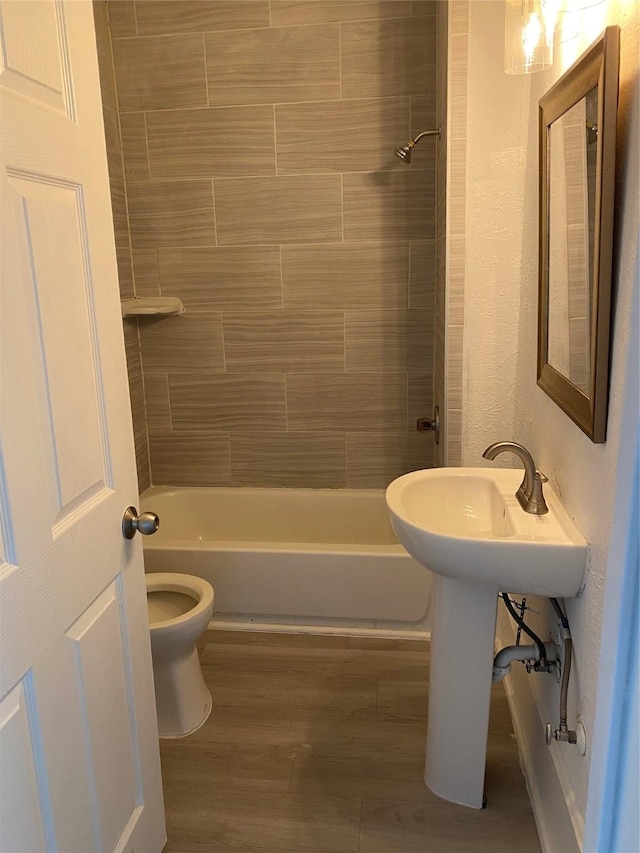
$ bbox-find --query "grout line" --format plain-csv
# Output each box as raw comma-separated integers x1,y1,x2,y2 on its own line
268,0,272,28
123,163,428,183
202,33,210,107
119,94,426,115
132,0,139,37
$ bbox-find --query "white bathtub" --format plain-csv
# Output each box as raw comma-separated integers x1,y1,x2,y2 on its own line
141,486,431,639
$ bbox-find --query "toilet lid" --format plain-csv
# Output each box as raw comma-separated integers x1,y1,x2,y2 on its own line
147,590,196,624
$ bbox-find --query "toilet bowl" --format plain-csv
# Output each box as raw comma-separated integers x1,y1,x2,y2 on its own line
145,572,214,738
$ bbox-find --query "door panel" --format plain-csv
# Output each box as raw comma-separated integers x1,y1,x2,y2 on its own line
0,2,165,850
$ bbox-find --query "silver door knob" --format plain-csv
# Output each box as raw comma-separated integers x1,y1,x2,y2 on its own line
122,506,160,539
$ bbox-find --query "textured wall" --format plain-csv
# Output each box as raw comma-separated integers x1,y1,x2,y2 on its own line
463,2,638,847
102,0,438,489
93,0,151,492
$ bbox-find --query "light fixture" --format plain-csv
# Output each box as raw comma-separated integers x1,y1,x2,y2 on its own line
504,0,554,74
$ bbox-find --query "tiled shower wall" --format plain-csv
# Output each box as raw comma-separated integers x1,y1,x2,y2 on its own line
94,1,151,491
97,0,439,489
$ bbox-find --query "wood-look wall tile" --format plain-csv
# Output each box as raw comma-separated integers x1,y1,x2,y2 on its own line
139,313,224,373
409,240,435,308
132,248,160,296
270,1,411,27
214,176,342,246
149,431,231,487
447,324,463,410
109,178,129,250
127,180,216,248
143,372,171,432
205,25,340,106
107,0,137,38
120,113,149,182
169,374,286,431
146,106,275,179
158,247,282,311
282,243,409,309
447,407,462,466
116,246,135,299
408,373,434,429
341,17,436,100
410,93,438,169
287,373,407,431
343,170,435,242
411,0,438,16
346,433,433,488
230,433,346,488
276,98,408,174
93,1,117,110
345,309,432,372
102,106,123,181
223,311,344,373
447,233,465,325
134,1,270,36
123,317,142,374
112,34,207,112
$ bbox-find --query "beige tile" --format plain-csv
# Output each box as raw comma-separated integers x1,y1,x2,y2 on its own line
230,433,346,488
127,180,215,248
447,407,462,466
409,93,438,169
287,373,407,431
149,431,231,487
205,25,340,106
223,311,344,373
447,233,465,325
157,246,282,311
143,372,171,431
409,240,435,308
132,248,160,296
276,98,409,174
107,0,137,38
214,176,342,246
116,246,135,299
93,1,117,110
408,373,434,429
112,34,207,112
135,1,270,36
450,0,470,37
411,0,438,16
146,106,275,179
102,106,123,181
447,324,463,410
345,309,432,372
139,313,224,373
343,170,435,242
341,17,436,100
282,243,409,310
169,374,286,432
270,1,411,26
346,433,433,488
120,113,149,182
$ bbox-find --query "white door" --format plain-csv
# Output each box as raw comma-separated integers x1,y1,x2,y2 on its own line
0,1,165,850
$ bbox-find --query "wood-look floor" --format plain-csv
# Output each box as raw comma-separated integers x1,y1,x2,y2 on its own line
160,631,542,852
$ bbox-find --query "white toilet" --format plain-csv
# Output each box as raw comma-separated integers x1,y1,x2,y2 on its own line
145,572,214,738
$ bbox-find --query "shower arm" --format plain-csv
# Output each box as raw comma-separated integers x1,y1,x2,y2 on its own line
410,128,442,146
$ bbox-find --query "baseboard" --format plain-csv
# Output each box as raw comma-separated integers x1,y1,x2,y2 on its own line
208,616,430,641
499,627,581,853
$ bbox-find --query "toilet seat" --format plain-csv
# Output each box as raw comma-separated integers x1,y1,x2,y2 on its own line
145,573,214,630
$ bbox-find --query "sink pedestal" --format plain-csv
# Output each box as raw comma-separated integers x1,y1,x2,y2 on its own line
425,575,498,809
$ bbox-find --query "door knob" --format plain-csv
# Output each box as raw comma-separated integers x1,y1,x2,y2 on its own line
122,506,160,539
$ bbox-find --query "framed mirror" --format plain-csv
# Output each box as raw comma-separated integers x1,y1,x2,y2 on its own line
538,26,620,442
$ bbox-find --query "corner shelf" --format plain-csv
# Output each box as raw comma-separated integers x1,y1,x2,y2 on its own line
121,297,185,318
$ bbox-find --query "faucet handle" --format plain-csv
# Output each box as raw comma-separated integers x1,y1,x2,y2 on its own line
529,471,549,514
536,470,548,483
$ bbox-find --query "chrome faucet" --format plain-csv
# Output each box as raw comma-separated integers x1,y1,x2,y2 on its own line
482,441,549,515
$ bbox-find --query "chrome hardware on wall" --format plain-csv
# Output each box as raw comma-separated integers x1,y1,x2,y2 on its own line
122,506,160,539
417,406,440,444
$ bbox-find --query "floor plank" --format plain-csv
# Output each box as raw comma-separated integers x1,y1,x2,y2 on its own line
160,631,541,852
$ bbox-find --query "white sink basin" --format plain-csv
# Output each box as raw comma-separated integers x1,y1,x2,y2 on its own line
386,467,587,598
385,466,588,810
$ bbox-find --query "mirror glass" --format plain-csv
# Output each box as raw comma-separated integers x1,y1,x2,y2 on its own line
547,88,598,395
537,27,619,442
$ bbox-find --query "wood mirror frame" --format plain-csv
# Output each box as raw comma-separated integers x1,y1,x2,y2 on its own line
538,26,620,442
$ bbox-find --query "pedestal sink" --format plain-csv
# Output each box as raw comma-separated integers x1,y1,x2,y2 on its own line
385,467,587,809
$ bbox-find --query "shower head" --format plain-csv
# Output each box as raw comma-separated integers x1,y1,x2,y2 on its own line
394,127,442,164
394,143,414,163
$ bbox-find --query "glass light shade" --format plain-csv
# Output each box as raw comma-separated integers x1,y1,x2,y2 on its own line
505,0,554,74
